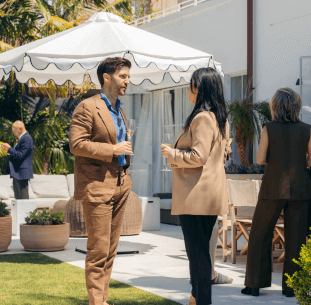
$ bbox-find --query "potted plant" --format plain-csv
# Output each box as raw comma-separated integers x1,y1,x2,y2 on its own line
0,201,12,252
286,235,311,303
20,208,69,252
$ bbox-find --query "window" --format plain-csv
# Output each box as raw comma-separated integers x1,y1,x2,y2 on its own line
159,87,194,193
229,74,248,166
231,75,247,102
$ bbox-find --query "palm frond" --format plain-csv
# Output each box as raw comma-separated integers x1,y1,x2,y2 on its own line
0,117,15,145
49,147,75,174
40,15,74,36
0,40,14,53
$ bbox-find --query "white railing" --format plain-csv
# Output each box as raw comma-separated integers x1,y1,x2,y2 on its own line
128,0,208,27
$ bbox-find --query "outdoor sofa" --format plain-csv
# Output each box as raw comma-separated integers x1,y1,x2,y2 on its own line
0,174,74,209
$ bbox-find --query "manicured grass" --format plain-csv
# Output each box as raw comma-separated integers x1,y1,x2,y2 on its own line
0,254,181,305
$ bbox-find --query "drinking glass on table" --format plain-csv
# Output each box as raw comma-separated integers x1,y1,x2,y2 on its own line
161,134,174,171
125,119,136,156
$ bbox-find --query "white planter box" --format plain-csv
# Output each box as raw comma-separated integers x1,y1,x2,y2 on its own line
139,197,160,231
11,200,37,236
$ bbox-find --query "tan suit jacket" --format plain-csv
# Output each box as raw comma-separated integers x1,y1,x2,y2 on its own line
168,111,230,216
69,94,131,204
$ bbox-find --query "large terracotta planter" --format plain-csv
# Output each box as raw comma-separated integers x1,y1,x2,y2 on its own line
0,215,12,252
20,222,70,252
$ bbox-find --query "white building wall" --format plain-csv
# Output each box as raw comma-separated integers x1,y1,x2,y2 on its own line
139,0,247,101
254,0,311,103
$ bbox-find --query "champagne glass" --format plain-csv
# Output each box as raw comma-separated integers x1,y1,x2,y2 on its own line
228,130,233,145
161,134,174,171
125,119,136,156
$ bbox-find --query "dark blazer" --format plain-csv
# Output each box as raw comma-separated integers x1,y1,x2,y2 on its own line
8,131,34,180
259,121,311,200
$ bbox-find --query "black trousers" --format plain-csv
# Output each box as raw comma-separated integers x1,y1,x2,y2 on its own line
179,215,217,305
245,199,308,291
13,178,29,200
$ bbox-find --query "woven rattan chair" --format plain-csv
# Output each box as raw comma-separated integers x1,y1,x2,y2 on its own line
53,197,87,237
120,191,142,236
53,200,69,222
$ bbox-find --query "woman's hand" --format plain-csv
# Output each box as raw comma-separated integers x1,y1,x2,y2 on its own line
161,144,172,159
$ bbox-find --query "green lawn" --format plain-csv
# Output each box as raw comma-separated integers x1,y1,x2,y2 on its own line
0,254,181,305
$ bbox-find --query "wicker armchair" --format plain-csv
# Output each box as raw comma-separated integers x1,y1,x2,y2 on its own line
120,191,142,236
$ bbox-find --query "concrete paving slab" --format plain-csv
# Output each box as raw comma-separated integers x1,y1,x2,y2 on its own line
1,224,297,305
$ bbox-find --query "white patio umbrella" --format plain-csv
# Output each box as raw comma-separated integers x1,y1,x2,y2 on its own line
0,12,223,86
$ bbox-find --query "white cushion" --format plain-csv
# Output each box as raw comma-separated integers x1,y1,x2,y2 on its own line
30,174,70,198
160,199,172,210
0,175,14,198
0,175,36,199
3,198,70,209
35,198,70,209
0,186,9,200
66,174,74,198
28,183,36,199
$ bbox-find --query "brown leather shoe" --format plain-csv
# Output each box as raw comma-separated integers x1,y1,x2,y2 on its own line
188,294,196,305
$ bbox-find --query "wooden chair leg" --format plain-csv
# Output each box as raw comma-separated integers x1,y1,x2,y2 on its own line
222,214,228,262
271,244,274,272
231,223,237,264
278,251,285,263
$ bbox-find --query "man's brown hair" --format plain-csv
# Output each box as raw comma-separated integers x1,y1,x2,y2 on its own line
270,88,302,122
97,57,131,87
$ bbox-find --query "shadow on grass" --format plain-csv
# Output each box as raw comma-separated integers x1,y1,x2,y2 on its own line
0,253,62,264
15,293,88,305
15,292,181,305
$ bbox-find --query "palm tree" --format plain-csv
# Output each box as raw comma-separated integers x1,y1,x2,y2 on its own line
0,0,134,51
29,78,94,174
0,111,74,175
228,98,271,166
0,0,39,47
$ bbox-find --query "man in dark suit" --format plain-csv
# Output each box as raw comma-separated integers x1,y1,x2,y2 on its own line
0,121,34,199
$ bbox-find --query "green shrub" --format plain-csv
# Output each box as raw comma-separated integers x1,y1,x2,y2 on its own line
286,236,311,304
0,201,10,217
25,208,64,225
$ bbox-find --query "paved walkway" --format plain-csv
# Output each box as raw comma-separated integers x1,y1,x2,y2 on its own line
2,224,297,304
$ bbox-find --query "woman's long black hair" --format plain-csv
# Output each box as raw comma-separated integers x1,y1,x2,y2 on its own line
183,67,228,139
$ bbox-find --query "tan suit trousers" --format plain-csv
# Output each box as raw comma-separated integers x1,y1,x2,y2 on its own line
82,170,132,305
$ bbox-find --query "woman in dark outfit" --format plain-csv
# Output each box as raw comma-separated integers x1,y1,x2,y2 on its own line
242,88,311,297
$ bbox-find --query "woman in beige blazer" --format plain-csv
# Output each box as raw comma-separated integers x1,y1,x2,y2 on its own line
162,67,230,305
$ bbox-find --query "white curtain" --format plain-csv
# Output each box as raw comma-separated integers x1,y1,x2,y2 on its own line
152,91,163,195
128,94,153,196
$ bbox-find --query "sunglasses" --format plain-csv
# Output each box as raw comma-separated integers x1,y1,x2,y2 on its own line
118,116,124,137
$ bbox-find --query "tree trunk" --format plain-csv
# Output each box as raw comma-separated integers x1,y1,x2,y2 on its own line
43,149,50,175
235,127,250,166
144,0,151,15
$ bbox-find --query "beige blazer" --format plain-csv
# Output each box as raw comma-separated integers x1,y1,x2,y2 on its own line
69,94,131,205
168,111,231,216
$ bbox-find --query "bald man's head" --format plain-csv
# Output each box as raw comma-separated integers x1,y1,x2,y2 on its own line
12,120,26,138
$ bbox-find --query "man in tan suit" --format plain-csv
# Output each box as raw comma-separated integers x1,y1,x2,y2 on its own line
69,57,133,305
